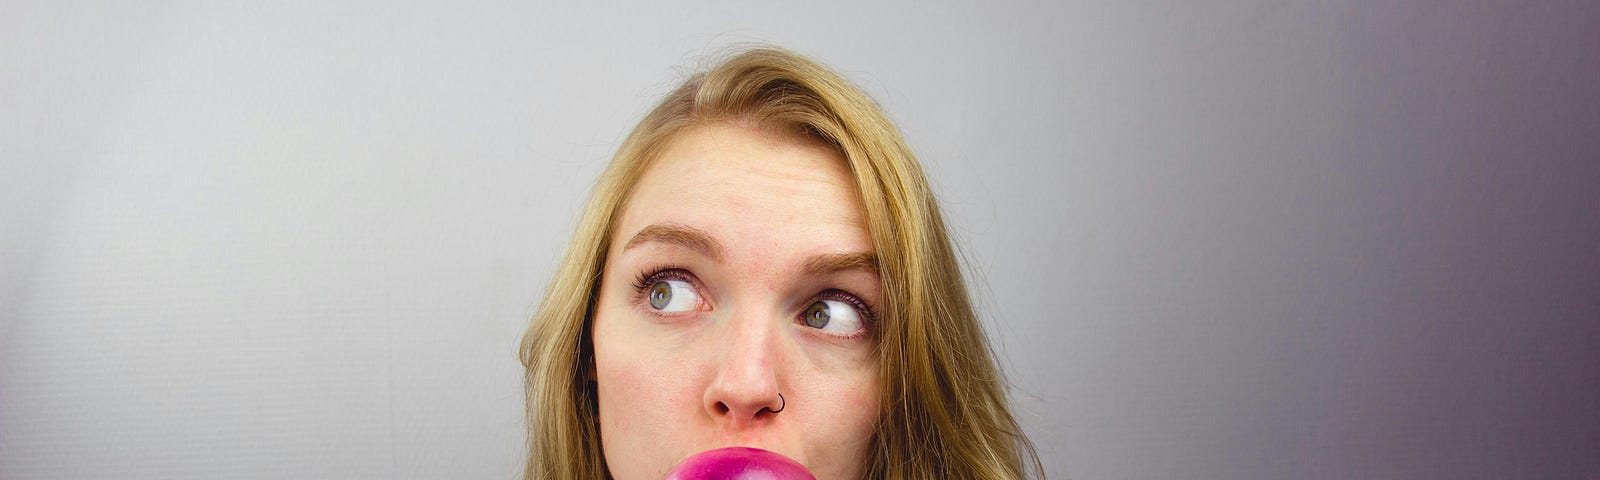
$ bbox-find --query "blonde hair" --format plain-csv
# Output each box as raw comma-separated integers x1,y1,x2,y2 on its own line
519,46,1042,479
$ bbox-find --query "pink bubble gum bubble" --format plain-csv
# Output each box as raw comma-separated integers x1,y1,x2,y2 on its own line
663,447,816,480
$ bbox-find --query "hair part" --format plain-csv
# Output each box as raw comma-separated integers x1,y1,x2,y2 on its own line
519,45,1043,479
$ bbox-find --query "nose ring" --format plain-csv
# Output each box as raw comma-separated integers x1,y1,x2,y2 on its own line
766,393,785,414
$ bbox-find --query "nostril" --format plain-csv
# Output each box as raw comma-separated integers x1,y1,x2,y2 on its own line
715,401,730,414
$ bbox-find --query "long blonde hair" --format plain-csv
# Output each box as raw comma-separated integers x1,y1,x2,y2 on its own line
519,46,1042,479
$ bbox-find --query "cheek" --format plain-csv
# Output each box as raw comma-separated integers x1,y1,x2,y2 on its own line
593,311,663,427
794,363,881,477
592,307,703,477
843,377,882,438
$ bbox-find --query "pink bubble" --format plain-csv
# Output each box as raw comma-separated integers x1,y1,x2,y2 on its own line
663,447,816,480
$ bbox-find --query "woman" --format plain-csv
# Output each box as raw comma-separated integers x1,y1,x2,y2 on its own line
519,46,1041,479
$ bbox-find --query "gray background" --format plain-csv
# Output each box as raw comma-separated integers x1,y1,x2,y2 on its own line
4,2,1597,479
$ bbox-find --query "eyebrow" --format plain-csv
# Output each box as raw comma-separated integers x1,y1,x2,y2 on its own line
801,251,879,277
623,223,725,262
622,223,878,277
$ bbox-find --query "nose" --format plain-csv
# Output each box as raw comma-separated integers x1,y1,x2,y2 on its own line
702,314,787,428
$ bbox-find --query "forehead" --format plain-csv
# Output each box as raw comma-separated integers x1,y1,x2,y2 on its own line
615,122,869,251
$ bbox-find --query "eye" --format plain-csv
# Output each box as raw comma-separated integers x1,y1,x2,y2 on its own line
801,298,866,335
646,279,700,312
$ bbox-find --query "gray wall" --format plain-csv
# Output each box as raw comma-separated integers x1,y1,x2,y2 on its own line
4,2,1597,479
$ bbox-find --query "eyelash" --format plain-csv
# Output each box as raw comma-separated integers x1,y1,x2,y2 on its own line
816,289,879,324
629,266,878,330
629,264,693,297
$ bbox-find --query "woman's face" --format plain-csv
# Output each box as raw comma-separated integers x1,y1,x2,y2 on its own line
591,121,882,479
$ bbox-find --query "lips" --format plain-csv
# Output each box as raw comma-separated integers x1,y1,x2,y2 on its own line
663,447,816,480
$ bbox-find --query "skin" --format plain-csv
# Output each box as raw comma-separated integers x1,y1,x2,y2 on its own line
592,121,882,479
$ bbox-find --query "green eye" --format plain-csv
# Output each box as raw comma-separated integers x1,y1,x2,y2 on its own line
804,301,831,328
642,277,700,313
649,281,673,309
800,297,868,336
